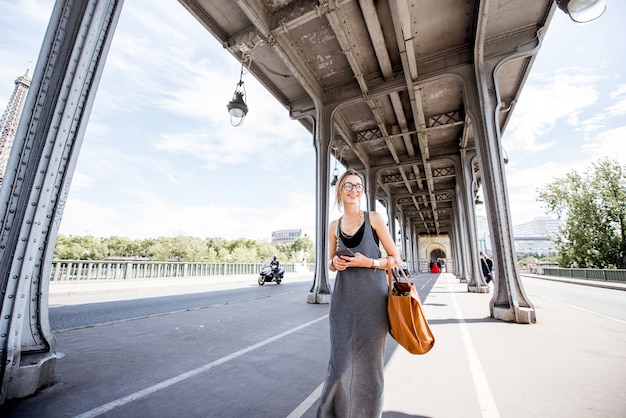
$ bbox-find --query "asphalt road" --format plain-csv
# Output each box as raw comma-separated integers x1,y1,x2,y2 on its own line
49,280,312,331
521,276,626,322
10,273,626,418
49,274,625,332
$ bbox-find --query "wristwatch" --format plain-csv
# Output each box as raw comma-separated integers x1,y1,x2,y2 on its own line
372,259,381,268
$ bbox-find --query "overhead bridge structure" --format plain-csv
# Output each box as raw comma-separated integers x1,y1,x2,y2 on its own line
0,0,575,402
179,0,552,321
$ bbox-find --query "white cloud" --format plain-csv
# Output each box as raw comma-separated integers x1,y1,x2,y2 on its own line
0,0,53,102
504,161,573,224
504,69,600,154
609,84,626,99
607,98,626,116
581,126,626,162
606,84,626,116
4,0,626,241
577,114,608,133
59,188,318,241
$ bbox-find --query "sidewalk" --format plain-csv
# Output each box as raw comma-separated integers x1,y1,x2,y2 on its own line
3,272,626,417
47,272,315,305
522,272,626,291
47,270,625,304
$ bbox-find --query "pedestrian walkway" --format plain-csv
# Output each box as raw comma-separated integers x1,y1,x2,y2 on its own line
3,272,625,417
47,272,315,305
523,272,626,291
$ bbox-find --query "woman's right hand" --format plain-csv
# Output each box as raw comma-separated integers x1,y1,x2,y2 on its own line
331,254,351,271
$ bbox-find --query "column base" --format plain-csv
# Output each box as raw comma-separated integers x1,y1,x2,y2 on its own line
492,306,536,324
6,351,56,401
307,291,330,304
467,284,489,293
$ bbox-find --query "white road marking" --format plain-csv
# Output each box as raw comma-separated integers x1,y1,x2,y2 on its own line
286,382,325,418
72,314,328,418
447,279,500,418
533,293,626,324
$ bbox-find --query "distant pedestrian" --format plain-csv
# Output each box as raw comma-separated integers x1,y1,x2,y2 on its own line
483,252,493,272
401,259,409,275
430,261,440,273
480,252,492,283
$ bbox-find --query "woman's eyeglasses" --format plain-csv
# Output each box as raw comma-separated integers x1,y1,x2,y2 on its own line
342,182,364,192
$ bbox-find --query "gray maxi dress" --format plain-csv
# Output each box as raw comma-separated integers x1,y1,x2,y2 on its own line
317,212,389,418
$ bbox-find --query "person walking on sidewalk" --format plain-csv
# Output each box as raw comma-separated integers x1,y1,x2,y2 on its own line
480,251,493,283
317,169,401,418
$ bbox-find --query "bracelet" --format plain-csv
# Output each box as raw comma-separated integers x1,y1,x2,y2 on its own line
372,259,381,268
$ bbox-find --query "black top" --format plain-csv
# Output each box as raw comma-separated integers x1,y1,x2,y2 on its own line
480,258,491,276
339,212,380,248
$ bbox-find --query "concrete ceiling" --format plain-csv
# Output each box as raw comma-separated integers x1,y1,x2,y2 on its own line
178,0,556,236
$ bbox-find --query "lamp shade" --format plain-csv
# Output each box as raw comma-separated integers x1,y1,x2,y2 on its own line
227,91,248,127
557,0,606,23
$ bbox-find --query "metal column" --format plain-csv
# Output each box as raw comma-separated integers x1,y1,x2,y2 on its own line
0,0,124,402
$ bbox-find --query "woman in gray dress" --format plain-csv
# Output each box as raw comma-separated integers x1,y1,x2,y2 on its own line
317,169,401,418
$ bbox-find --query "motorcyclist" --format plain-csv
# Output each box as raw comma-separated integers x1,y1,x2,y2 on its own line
258,255,283,285
270,255,280,272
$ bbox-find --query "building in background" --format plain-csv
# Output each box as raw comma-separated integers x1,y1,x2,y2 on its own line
513,216,561,257
271,228,302,245
513,216,561,237
477,215,561,257
512,236,557,257
475,215,491,254
0,69,31,185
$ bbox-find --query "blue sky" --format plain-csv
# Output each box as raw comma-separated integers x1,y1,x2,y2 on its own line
1,0,624,241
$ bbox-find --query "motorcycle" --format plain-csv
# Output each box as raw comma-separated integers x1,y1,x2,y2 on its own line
258,261,284,285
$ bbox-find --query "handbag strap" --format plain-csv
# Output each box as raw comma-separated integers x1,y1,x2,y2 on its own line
387,258,411,291
397,264,409,281
387,257,410,289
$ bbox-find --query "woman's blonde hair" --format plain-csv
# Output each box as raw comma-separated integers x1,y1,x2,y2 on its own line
335,169,366,209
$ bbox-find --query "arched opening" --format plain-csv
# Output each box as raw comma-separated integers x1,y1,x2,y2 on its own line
430,248,446,264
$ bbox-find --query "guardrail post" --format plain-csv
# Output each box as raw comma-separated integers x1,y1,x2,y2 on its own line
124,262,133,280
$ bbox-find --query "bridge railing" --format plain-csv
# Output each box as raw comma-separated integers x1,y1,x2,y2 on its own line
542,267,626,283
49,260,311,281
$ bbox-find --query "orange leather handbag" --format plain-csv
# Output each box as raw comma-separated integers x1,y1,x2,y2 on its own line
387,263,435,354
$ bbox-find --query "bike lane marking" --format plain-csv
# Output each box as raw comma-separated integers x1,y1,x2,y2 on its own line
447,278,500,418
72,314,329,418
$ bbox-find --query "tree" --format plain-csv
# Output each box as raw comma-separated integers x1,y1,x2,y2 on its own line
291,235,314,262
54,235,108,260
538,158,626,268
101,236,136,258
52,233,317,264
205,238,229,261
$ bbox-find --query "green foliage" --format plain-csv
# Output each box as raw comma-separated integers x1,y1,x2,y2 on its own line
54,235,108,260
538,158,626,268
516,255,557,269
291,236,309,252
53,233,316,264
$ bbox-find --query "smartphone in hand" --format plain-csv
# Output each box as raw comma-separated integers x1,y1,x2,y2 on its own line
335,248,356,258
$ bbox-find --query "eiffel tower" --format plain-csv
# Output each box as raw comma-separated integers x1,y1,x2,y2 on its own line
0,68,31,184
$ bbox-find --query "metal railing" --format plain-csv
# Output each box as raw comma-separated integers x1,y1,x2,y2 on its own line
49,260,310,281
542,267,626,283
